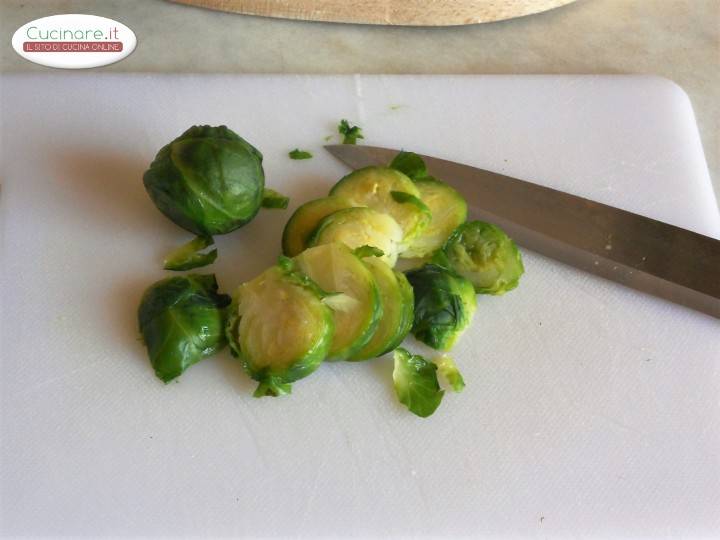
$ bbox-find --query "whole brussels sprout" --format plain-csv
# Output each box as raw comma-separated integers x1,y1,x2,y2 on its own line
138,274,231,382
405,264,477,351
440,220,524,295
143,125,271,237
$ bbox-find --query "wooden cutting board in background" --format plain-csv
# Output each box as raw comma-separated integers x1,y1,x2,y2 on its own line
170,0,579,25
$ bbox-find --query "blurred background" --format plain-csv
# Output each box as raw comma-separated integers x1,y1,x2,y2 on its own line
1,0,718,200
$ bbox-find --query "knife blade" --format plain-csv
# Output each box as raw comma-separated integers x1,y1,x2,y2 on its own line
325,144,720,319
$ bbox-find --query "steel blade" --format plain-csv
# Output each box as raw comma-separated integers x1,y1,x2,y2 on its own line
325,144,720,318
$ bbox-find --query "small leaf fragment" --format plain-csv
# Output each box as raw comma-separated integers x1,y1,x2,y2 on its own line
289,148,313,160
163,235,217,271
338,119,364,145
435,354,466,392
261,188,290,209
353,245,385,259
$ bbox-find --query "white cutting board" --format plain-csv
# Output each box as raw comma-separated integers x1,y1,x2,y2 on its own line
1,75,719,537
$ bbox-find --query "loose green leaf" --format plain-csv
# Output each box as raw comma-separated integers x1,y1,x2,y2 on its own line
289,148,313,160
338,119,364,145
390,151,428,181
261,188,290,209
389,191,431,217
435,354,465,392
353,245,385,259
138,274,231,382
163,235,217,271
393,348,444,418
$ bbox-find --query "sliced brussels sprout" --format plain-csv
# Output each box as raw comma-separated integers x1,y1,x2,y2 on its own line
405,264,477,351
226,262,334,397
294,243,382,360
393,348,444,418
281,196,353,257
144,125,288,237
329,167,431,245
401,177,468,259
441,220,524,295
138,274,231,383
309,207,403,267
350,257,414,361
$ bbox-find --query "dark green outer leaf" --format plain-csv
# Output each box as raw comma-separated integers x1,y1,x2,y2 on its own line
138,274,230,382
393,348,444,418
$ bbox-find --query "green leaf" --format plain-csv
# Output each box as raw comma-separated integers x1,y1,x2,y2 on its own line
261,188,290,209
353,245,385,259
435,354,465,392
390,151,427,180
138,274,231,382
338,119,364,145
393,348,444,418
163,235,217,271
289,148,313,160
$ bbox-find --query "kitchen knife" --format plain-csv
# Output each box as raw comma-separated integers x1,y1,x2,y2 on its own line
325,144,720,319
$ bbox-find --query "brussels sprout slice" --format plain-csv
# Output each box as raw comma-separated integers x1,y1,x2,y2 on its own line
163,235,217,271
138,274,231,382
435,354,465,392
441,221,524,295
309,207,403,267
281,196,353,257
295,243,382,360
393,348,444,418
329,167,431,245
401,177,468,259
350,257,414,361
226,264,334,397
405,264,477,351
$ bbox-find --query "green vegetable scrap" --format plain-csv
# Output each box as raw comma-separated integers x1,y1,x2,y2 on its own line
338,119,364,145
138,274,231,383
393,348,444,418
405,264,476,351
435,354,465,392
261,188,290,209
440,220,524,294
289,148,313,160
163,235,217,271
